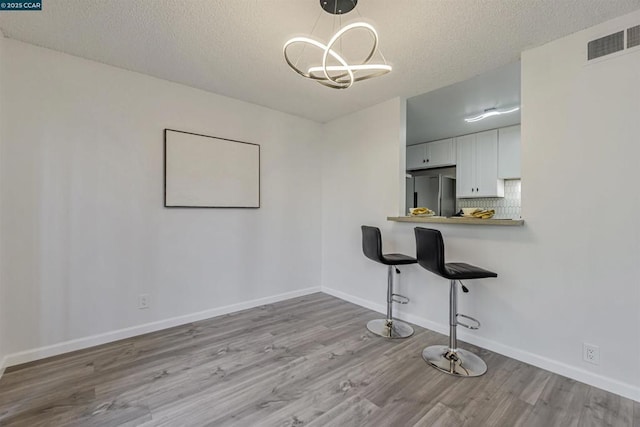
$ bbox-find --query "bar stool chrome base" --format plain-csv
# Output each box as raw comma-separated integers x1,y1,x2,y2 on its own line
367,319,414,339
422,345,487,377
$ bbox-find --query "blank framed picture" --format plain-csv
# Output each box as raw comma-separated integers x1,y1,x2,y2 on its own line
164,129,260,208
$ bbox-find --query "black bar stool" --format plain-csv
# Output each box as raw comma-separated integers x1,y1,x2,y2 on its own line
414,227,497,377
361,225,416,339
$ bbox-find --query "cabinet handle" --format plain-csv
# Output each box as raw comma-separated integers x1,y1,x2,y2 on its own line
422,159,426,163
426,158,430,163
476,188,479,192
471,188,474,192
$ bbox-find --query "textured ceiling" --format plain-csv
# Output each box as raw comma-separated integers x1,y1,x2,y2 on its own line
1,0,639,123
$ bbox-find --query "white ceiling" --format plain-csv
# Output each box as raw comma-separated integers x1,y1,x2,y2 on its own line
1,1,639,123
407,61,521,145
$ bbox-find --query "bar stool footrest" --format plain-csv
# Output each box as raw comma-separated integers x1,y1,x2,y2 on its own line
391,294,410,304
456,313,480,330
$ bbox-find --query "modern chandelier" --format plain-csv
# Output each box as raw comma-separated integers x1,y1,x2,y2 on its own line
464,106,520,123
283,0,391,89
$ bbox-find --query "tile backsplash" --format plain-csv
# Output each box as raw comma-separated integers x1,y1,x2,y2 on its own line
457,179,521,219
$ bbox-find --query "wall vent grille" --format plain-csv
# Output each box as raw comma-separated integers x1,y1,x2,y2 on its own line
587,31,624,60
628,25,640,49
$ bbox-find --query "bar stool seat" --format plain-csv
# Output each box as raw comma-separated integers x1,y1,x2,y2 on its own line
361,226,416,339
414,227,497,377
440,263,497,280
378,253,417,265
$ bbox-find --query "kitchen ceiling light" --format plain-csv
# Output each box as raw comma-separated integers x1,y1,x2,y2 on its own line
464,106,520,123
283,0,391,89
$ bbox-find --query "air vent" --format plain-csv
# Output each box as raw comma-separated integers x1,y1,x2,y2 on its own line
587,31,624,60
628,25,640,49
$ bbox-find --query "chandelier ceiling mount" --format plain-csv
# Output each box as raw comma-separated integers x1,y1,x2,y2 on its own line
320,0,358,15
283,0,391,90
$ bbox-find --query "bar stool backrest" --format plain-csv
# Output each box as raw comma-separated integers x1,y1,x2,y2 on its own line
414,227,446,277
361,226,383,264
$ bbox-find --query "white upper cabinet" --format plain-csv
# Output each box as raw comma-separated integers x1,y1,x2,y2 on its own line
406,138,456,170
498,125,521,179
427,138,456,168
455,134,475,198
474,130,502,197
406,144,427,170
456,130,504,198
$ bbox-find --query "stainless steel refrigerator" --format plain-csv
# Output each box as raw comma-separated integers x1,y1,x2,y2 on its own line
406,174,456,216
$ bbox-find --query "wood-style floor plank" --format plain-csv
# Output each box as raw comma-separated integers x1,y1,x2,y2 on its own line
578,386,635,427
0,292,636,426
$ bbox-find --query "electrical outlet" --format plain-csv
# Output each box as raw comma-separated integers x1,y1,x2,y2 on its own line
138,294,150,309
583,343,600,365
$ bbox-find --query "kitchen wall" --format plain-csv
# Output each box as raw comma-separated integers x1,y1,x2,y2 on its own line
0,39,323,364
519,8,640,396
410,169,522,219
457,179,521,219
321,9,640,401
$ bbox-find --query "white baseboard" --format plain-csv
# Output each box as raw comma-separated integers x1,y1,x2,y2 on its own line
3,287,321,370
0,355,7,379
321,286,388,315
322,286,640,403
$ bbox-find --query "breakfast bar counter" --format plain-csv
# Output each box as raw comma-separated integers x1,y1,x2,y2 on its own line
387,216,525,226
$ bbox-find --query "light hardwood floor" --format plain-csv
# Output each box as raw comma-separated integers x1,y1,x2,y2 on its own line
0,293,638,426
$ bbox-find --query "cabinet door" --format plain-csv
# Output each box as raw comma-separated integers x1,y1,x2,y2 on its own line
498,125,521,179
475,129,504,197
455,134,475,198
427,138,456,167
406,143,427,170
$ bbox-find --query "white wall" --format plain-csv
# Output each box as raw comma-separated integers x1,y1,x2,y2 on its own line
321,10,640,401
520,9,640,394
0,40,323,363
0,35,5,373
321,97,407,299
